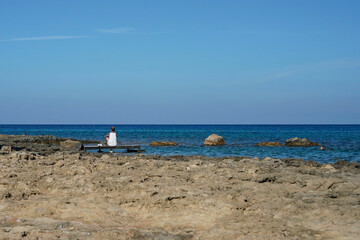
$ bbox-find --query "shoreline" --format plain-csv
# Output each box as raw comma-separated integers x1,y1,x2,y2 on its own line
1,133,358,164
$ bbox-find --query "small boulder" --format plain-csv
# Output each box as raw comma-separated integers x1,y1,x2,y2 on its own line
60,140,82,151
204,134,226,146
100,154,112,161
285,137,320,147
256,142,283,147
322,164,336,172
0,146,12,153
150,141,178,147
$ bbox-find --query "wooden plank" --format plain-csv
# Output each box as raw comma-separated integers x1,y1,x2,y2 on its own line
127,149,146,153
83,145,140,150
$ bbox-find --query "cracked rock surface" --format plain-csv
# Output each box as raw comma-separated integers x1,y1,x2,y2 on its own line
0,136,359,239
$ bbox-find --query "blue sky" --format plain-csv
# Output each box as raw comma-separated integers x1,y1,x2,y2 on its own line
0,0,359,124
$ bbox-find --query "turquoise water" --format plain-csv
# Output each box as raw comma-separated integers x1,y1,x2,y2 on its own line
0,125,359,163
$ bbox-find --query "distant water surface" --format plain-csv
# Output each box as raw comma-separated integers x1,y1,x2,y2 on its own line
0,124,359,164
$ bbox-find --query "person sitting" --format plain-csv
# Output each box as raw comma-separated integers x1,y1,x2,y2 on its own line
105,126,117,146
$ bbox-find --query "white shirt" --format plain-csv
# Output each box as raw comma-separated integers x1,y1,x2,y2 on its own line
107,132,117,146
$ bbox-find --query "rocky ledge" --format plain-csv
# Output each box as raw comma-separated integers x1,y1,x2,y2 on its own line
0,134,97,154
150,141,178,147
256,141,283,147
285,137,320,147
0,145,359,239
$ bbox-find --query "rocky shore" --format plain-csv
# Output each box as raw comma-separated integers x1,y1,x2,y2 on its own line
0,135,360,239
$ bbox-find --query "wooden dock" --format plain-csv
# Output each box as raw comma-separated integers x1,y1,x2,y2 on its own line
81,145,144,153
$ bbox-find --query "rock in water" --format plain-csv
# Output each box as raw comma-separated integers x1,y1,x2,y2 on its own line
60,140,82,151
150,141,178,147
256,142,283,147
204,134,226,146
285,137,320,147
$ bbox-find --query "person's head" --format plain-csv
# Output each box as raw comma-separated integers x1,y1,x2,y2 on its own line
111,126,115,132
320,146,326,150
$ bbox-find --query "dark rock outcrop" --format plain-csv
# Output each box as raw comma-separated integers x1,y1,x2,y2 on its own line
0,134,97,154
285,137,320,147
256,142,283,147
150,141,178,147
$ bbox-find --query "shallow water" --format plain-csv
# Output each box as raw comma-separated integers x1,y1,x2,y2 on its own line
1,124,359,163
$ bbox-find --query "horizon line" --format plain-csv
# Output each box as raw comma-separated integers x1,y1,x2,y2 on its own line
0,123,359,125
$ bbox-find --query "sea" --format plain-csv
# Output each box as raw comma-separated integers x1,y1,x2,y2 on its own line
0,124,359,164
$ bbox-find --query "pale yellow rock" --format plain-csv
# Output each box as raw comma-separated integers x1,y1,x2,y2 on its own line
203,134,226,146
323,163,337,172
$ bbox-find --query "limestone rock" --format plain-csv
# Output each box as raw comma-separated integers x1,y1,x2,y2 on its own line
0,146,12,153
204,134,226,146
150,141,178,147
9,151,36,160
256,142,283,147
322,164,336,172
285,137,320,147
0,152,360,239
100,154,112,161
14,135,57,144
60,140,82,151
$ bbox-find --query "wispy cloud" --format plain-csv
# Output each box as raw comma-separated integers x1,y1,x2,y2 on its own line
0,35,90,42
97,27,163,35
209,59,360,88
233,29,290,36
253,59,360,83
97,28,134,34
